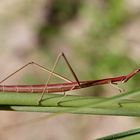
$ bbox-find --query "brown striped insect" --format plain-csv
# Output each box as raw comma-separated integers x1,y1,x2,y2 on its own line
0,52,139,104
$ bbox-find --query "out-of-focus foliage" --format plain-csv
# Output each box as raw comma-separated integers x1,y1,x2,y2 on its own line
38,0,81,46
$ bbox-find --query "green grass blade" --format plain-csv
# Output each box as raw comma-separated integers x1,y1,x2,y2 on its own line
80,88,140,108
96,127,140,140
0,89,140,116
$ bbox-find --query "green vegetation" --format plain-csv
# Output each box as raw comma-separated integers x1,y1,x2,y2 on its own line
0,89,140,116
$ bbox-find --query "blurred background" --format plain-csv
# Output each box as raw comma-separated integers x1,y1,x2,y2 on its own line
0,0,140,139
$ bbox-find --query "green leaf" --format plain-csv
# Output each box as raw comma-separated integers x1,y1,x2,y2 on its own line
96,127,140,140
0,88,140,116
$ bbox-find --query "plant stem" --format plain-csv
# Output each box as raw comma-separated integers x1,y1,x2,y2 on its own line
0,89,140,116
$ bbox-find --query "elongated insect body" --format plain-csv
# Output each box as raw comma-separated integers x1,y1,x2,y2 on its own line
0,75,132,93
0,83,79,93
0,52,139,104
